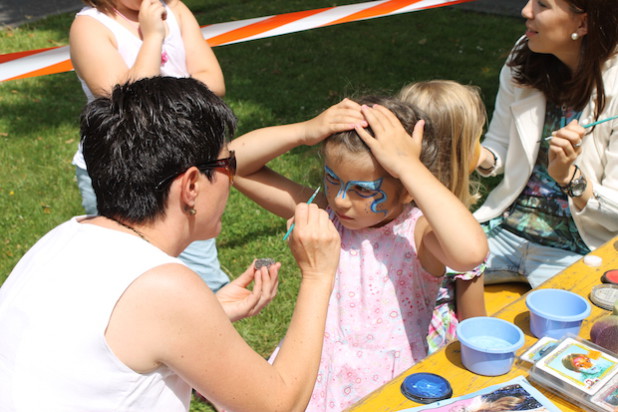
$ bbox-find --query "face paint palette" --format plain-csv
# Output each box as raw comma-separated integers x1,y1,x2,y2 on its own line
254,258,275,269
529,336,618,411
400,372,452,404
590,284,618,311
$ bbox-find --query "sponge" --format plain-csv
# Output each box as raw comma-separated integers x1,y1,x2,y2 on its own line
590,301,618,354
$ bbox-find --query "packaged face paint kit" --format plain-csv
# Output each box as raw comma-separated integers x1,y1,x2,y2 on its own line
524,335,618,411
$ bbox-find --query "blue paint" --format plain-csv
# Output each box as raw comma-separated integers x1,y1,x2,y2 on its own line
400,373,452,404
323,166,388,215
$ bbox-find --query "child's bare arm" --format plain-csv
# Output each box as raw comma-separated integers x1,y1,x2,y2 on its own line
229,99,364,217
356,104,488,273
233,171,327,219
230,99,365,177
455,276,487,320
70,0,168,97
172,0,225,96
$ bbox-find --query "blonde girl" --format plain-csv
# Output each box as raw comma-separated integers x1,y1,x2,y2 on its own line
399,80,488,353
229,96,488,411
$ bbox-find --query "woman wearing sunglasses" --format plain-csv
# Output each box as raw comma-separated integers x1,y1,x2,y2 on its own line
0,77,342,412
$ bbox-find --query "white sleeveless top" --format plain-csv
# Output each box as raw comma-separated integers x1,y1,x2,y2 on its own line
72,4,188,169
0,218,191,411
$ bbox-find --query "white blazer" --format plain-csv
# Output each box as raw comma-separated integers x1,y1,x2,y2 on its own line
473,48,618,250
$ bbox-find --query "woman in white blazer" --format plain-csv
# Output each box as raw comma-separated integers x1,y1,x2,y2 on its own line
474,0,618,287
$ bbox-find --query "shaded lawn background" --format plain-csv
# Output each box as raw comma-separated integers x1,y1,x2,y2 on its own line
0,1,522,410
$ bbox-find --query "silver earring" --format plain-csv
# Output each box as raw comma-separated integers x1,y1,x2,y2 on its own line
186,206,196,215
571,32,579,41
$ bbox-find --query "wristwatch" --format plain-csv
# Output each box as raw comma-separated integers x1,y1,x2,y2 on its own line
559,166,587,198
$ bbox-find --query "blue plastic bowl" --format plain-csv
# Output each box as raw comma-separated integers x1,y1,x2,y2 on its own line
456,317,524,376
526,289,591,339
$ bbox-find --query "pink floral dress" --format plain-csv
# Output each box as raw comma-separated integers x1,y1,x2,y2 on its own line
306,204,443,411
426,261,486,355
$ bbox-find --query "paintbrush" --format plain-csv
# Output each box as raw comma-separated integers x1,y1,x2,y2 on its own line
282,186,321,241
542,114,618,142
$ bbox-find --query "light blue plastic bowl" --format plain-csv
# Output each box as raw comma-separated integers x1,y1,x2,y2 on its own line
526,288,591,339
456,317,524,376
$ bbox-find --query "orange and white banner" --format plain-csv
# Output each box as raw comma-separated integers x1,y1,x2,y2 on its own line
0,0,473,83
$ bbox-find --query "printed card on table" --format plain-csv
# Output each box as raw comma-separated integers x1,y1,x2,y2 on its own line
397,376,561,412
590,374,618,412
520,337,559,364
536,337,618,395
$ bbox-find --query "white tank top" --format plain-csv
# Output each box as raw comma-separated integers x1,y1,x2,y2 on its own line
0,218,191,411
72,4,188,169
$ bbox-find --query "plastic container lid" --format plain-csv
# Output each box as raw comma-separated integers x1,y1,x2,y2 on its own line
584,255,603,267
400,373,452,404
590,284,618,311
601,269,618,285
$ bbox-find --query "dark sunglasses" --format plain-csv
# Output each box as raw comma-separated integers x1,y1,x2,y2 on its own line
155,150,236,190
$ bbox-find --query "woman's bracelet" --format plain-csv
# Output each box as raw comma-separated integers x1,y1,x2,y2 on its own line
477,148,497,172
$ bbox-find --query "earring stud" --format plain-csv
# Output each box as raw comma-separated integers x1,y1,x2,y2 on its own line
571,32,579,41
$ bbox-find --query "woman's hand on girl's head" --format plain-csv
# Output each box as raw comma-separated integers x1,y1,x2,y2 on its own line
547,119,585,185
302,98,367,146
138,0,167,41
215,261,280,322
355,104,424,179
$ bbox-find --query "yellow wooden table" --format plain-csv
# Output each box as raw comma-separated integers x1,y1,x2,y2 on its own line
348,237,618,412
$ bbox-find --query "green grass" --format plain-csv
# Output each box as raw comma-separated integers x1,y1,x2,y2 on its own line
0,2,522,410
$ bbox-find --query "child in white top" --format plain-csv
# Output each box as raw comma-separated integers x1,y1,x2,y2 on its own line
398,80,488,354
69,0,227,291
230,96,488,410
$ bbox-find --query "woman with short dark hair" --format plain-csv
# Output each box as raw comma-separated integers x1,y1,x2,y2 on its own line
0,77,342,412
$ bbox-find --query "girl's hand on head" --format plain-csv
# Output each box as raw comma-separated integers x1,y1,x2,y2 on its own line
288,203,340,284
547,119,585,185
138,0,167,41
302,98,367,146
215,260,280,322
356,104,424,179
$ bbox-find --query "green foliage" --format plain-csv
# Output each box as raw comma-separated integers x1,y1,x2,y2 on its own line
0,2,522,410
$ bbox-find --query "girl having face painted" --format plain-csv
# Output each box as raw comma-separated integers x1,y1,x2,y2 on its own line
230,95,487,411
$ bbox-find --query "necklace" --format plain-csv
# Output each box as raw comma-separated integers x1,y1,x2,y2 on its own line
107,216,150,243
112,8,169,64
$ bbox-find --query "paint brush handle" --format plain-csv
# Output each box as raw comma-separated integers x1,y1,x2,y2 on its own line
282,186,321,241
582,114,618,128
542,114,618,142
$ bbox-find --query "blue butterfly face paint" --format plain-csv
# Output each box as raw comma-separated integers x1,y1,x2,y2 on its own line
324,165,388,215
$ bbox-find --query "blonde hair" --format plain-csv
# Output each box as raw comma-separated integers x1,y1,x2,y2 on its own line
398,80,486,208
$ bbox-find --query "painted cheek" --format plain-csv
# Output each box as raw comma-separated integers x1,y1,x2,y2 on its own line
370,191,388,215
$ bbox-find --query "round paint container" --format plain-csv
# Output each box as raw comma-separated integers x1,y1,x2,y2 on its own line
590,284,618,311
601,269,618,285
400,373,452,404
